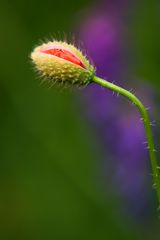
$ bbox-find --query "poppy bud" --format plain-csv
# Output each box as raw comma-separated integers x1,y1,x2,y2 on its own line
31,41,95,87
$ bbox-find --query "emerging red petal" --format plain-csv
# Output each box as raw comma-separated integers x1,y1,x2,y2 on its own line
41,48,86,68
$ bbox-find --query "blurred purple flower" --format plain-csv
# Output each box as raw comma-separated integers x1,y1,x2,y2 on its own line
80,15,123,79
76,0,156,221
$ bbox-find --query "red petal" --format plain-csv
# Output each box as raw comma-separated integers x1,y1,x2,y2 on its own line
41,48,86,68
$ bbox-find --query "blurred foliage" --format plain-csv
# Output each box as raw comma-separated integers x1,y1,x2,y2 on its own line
0,0,159,239
132,0,160,85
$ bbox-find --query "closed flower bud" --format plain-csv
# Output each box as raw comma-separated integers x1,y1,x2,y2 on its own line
31,41,95,87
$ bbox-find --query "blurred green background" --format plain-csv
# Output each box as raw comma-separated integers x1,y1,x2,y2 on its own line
0,0,160,239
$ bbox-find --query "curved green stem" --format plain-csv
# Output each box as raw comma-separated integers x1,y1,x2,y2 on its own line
93,76,160,207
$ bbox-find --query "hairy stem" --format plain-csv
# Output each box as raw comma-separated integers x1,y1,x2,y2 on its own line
93,76,160,207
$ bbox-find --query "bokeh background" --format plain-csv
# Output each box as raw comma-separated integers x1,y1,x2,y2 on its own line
0,0,160,239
